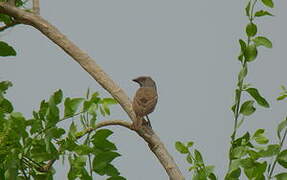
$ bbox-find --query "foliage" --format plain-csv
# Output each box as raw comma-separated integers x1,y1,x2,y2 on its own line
176,0,287,179
0,82,125,180
175,141,217,180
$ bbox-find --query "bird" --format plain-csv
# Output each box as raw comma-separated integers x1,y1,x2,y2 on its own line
132,76,158,129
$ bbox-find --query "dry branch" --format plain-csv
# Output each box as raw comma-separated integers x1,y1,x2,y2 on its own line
0,3,184,180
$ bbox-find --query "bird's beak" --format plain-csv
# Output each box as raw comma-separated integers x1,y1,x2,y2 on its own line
132,78,139,83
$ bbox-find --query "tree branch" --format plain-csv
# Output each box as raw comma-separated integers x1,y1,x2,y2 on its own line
0,3,184,179
33,0,40,14
76,120,133,139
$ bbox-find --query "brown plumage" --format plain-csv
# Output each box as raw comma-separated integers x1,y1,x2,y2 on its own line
132,76,158,129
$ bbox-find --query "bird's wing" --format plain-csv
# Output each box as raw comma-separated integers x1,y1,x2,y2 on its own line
134,87,158,109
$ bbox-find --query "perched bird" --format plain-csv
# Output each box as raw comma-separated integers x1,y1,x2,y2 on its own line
132,76,158,129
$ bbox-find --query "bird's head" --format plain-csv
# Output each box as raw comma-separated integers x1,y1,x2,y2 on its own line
132,76,156,89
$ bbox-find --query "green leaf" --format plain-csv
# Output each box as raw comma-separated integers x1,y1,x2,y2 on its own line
175,141,189,154
105,164,120,177
64,98,84,117
258,144,280,157
254,10,273,17
246,88,270,108
261,0,274,8
239,100,256,116
238,66,248,83
252,129,269,144
0,98,13,113
93,151,121,171
275,173,287,180
47,127,65,139
194,149,204,164
228,168,241,178
69,121,77,138
0,14,12,24
92,129,117,151
246,23,257,37
277,95,287,101
253,36,272,48
277,119,287,140
102,98,118,105
0,41,16,57
187,141,194,147
245,44,258,62
245,1,251,17
231,146,248,158
186,154,193,164
107,176,126,180
0,81,12,92
53,89,63,105
277,149,287,168
238,39,247,62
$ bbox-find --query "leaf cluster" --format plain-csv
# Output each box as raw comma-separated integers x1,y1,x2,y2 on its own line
0,81,125,180
175,141,217,180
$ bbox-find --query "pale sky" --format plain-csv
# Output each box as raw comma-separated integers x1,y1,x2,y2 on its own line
1,0,287,179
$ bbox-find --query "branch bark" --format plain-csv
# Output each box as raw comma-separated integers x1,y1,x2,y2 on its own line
0,3,184,180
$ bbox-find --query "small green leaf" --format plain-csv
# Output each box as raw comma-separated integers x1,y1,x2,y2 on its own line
107,176,126,180
275,173,287,180
186,154,193,164
92,129,116,151
246,88,270,108
69,122,77,137
93,151,121,171
254,10,273,17
64,98,84,117
239,100,256,116
175,141,189,154
261,0,274,8
277,150,287,168
0,98,13,113
238,66,248,83
259,144,280,157
245,44,258,62
253,36,272,48
228,168,241,178
187,141,194,147
194,149,204,164
0,41,16,57
245,1,251,17
231,146,248,158
0,14,12,24
246,23,257,37
0,81,12,92
53,89,63,105
277,95,287,101
252,129,269,144
102,98,118,105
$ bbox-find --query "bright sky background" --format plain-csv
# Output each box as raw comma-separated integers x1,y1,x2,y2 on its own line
1,0,287,179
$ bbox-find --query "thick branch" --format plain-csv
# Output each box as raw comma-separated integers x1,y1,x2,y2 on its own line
0,3,184,180
33,0,40,14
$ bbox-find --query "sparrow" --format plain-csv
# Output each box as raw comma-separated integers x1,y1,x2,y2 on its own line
132,76,158,129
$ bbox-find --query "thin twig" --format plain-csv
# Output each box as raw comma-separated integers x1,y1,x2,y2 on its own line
33,0,40,14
